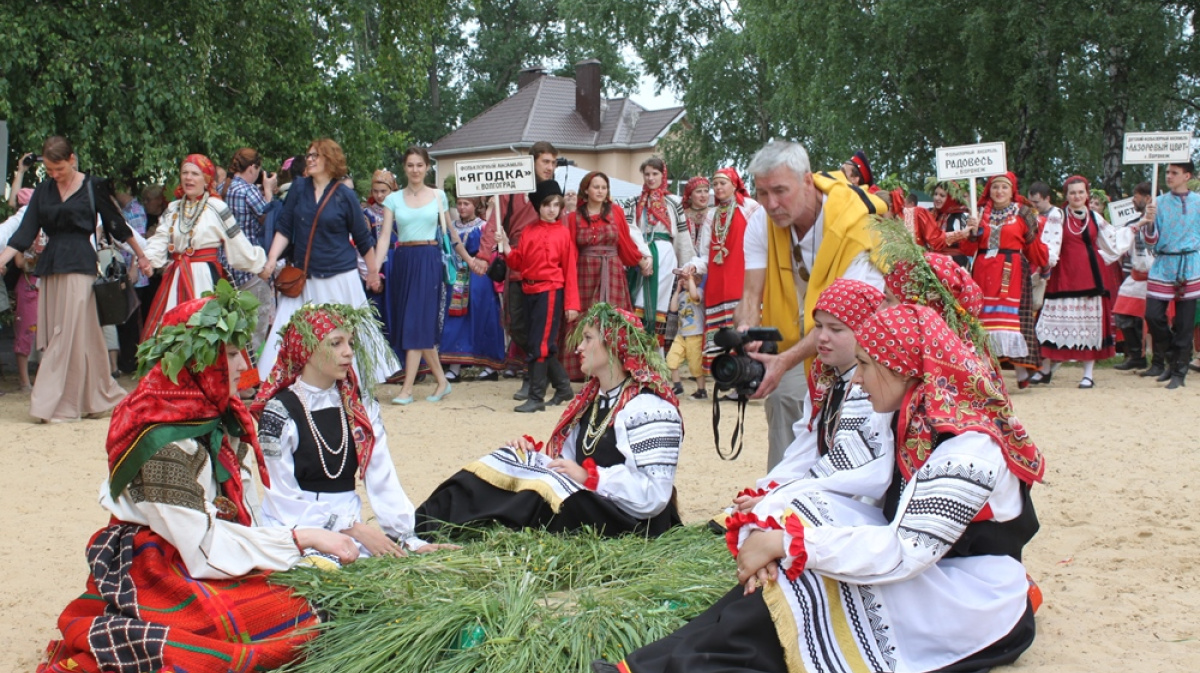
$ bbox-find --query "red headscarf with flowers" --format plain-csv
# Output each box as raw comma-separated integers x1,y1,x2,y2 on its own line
682,176,710,209
885,252,983,322
807,279,885,427
855,304,1045,485
251,305,375,479
635,161,673,233
546,306,678,457
713,168,749,206
107,296,268,526
174,153,219,200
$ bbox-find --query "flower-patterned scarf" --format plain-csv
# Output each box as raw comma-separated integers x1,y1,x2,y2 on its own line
807,279,885,427
636,163,673,234
855,304,1045,485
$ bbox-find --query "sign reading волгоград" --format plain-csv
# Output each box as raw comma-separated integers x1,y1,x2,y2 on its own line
935,142,1008,182
455,156,536,197
1122,132,1192,164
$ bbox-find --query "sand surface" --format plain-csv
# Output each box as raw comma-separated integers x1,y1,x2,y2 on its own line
2,366,1198,672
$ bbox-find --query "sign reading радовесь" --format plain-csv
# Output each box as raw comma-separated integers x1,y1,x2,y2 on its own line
1122,132,1193,164
935,142,1008,181
455,156,536,197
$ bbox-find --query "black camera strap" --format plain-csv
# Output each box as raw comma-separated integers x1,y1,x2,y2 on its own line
712,387,747,461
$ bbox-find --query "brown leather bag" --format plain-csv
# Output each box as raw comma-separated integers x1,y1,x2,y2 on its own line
276,183,340,298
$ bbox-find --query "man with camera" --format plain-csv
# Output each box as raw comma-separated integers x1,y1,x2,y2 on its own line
732,140,888,469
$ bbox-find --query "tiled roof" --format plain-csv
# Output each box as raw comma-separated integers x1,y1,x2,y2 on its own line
429,76,685,155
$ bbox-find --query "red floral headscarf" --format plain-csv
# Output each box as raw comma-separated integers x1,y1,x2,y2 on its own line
683,176,710,208
885,252,983,322
174,153,219,200
547,305,678,457
978,171,1024,209
712,168,749,206
107,296,268,526
636,161,673,233
932,186,967,218
855,305,1045,485
251,305,375,479
807,279,885,427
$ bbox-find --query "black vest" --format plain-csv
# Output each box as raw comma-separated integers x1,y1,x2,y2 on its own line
276,388,359,493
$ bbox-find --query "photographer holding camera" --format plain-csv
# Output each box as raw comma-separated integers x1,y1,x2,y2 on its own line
732,141,888,469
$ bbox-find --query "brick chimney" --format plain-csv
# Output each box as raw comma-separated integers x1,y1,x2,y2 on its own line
575,59,602,132
518,66,546,89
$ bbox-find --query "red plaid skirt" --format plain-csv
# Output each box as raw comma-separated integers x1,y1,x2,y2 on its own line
39,524,317,673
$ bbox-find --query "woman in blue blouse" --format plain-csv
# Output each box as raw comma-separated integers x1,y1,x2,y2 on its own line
259,138,397,389
372,146,471,405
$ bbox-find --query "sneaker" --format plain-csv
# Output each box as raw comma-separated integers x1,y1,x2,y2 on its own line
671,382,684,396
690,389,708,400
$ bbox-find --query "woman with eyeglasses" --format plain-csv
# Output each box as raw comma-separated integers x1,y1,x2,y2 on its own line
258,138,397,391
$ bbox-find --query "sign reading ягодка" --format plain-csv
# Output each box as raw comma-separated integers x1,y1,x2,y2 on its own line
455,156,536,197
935,142,1008,181
1122,132,1192,164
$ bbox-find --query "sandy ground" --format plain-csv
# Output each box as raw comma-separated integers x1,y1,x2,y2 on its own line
1,365,1198,672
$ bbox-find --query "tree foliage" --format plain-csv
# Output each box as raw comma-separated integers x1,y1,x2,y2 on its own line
0,0,442,191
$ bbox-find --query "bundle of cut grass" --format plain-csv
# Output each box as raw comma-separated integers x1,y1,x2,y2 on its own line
272,525,734,673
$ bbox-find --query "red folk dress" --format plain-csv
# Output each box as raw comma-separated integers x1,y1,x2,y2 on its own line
561,204,641,379
1036,209,1117,361
959,204,1048,369
700,201,753,371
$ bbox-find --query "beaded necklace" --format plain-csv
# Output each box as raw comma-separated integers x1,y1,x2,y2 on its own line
581,378,630,456
295,384,350,480
167,194,207,255
712,201,735,265
1066,209,1089,237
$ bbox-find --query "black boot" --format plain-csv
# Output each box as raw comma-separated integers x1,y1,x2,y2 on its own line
1140,359,1166,378
1167,358,1189,389
1114,327,1146,370
514,361,548,412
546,357,574,405
1156,366,1174,383
512,375,531,401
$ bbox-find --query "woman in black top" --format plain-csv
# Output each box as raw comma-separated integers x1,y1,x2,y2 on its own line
0,136,153,422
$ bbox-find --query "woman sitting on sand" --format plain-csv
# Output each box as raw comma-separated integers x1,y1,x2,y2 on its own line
252,303,454,558
415,303,684,538
39,282,358,673
597,304,1045,673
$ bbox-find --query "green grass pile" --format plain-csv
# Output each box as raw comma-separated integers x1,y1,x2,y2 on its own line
271,525,734,673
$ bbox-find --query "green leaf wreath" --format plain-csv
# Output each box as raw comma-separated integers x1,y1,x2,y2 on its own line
135,279,259,383
276,302,393,397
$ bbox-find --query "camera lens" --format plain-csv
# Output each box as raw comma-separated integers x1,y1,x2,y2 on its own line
711,353,765,393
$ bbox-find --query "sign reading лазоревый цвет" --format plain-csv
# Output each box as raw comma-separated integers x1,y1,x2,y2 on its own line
1122,132,1192,164
454,156,536,198
935,142,1008,181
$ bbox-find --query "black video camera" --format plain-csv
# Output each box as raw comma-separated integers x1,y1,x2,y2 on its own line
23,154,41,167
710,326,783,397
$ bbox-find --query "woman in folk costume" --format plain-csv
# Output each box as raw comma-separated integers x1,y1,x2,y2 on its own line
684,168,760,372
726,279,895,515
142,154,268,342
888,188,946,254
561,171,643,380
929,181,973,267
681,175,712,252
38,282,359,673
628,157,695,345
959,172,1049,388
440,196,507,379
253,304,455,558
361,169,398,324
599,304,1044,673
1032,175,1122,388
415,304,683,538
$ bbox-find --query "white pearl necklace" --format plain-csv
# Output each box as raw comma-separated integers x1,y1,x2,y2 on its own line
295,385,350,480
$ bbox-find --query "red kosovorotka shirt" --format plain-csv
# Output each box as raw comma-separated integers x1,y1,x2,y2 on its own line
506,219,581,311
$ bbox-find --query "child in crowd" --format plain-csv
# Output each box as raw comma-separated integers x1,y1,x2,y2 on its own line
497,181,579,412
666,269,707,399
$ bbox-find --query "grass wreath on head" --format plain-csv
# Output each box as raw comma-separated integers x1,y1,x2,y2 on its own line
135,279,259,383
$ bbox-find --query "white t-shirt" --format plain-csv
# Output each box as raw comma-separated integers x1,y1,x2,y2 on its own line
742,198,883,289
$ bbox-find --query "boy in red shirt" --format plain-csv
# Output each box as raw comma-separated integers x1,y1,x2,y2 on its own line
499,181,580,412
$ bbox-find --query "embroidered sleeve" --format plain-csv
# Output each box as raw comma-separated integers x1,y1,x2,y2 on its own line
1040,208,1063,268
593,395,682,519
258,398,290,459
127,443,208,513
894,457,997,562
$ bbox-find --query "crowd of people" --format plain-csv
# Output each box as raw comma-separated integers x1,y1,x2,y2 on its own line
1,130,1197,673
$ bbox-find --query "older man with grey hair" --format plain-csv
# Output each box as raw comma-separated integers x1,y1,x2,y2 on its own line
734,140,888,469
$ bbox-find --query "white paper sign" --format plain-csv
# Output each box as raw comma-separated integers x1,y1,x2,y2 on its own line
1122,132,1192,164
935,142,1007,181
455,156,536,197
1108,197,1139,227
